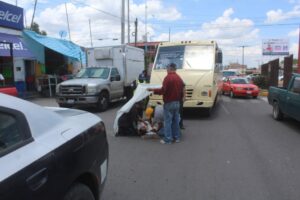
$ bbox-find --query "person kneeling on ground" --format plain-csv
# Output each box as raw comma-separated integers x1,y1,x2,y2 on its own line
117,101,144,136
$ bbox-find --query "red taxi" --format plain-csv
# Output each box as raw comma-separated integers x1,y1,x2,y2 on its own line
222,76,259,98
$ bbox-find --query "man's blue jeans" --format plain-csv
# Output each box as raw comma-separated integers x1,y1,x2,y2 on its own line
163,101,181,143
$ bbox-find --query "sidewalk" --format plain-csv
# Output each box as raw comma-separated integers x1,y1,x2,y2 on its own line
19,91,41,100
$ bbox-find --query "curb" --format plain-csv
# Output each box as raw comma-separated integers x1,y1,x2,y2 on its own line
259,89,268,97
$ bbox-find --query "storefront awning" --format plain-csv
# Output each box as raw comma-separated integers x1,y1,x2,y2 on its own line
23,30,85,63
0,32,35,59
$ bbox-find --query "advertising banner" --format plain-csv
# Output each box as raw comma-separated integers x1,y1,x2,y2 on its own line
0,1,24,30
0,32,34,58
262,39,289,56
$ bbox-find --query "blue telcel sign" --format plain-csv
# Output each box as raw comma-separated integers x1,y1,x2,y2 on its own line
0,1,24,30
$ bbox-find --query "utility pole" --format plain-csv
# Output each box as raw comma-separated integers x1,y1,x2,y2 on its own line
89,19,93,47
134,18,138,47
239,45,248,66
65,3,71,41
168,27,171,42
121,0,125,45
298,25,300,73
127,0,130,44
145,0,148,42
31,0,38,29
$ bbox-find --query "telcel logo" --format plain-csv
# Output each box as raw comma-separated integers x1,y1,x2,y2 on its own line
0,10,22,24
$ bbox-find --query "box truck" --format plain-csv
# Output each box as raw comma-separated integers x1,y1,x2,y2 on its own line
56,45,145,111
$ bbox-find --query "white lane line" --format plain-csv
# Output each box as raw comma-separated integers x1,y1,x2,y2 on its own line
222,97,231,102
221,104,230,115
260,97,268,103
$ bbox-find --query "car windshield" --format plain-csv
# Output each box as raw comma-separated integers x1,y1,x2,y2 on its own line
75,68,110,79
223,71,237,77
231,78,249,84
154,45,214,70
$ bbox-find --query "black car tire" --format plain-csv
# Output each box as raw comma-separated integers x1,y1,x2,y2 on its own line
98,92,109,112
273,101,283,120
63,183,95,200
252,96,258,99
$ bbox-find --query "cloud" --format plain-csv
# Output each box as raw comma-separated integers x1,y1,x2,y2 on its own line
130,0,181,21
288,28,299,37
154,8,261,67
22,0,181,47
265,5,300,23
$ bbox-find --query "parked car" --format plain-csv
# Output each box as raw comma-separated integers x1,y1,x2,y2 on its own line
0,86,18,97
0,93,108,200
268,73,300,121
222,76,259,98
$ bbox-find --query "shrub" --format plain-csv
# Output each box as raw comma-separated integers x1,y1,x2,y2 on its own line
252,75,269,89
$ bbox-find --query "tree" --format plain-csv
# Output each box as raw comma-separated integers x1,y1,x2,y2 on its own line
26,22,47,36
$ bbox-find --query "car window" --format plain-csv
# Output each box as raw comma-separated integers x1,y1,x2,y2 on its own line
0,112,23,154
111,68,119,77
292,77,300,94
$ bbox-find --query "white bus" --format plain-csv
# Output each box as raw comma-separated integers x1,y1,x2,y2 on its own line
149,40,223,115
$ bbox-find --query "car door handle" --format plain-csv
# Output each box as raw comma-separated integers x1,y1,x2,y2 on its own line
26,168,48,191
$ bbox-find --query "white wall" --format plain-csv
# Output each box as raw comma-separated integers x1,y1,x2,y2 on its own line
13,58,25,81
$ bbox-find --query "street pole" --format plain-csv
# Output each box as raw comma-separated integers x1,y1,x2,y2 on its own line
239,45,248,66
127,0,130,44
134,18,138,47
121,0,125,45
297,25,300,73
31,0,38,29
65,3,72,41
169,27,171,42
145,0,147,42
89,19,93,47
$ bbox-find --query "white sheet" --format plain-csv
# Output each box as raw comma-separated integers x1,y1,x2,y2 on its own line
113,83,161,135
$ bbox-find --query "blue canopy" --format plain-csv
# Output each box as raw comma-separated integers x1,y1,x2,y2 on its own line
0,32,35,58
23,30,85,63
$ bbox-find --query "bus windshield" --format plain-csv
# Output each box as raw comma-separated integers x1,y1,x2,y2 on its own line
154,45,215,70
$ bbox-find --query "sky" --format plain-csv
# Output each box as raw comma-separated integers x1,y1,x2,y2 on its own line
2,0,300,68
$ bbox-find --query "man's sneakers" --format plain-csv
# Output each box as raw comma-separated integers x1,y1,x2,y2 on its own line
160,139,172,144
160,139,180,144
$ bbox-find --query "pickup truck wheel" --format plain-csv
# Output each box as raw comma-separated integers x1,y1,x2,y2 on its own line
98,92,109,112
63,183,95,200
230,90,235,98
273,102,283,120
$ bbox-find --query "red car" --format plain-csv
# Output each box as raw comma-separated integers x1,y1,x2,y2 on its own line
222,76,259,98
0,87,18,97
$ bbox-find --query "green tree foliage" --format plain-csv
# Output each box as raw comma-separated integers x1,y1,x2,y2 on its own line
26,22,47,36
253,75,269,89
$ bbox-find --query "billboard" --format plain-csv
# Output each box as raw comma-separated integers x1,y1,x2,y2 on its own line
262,39,289,56
0,1,24,30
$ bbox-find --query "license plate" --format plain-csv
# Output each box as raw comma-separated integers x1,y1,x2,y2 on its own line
246,91,252,94
67,99,75,104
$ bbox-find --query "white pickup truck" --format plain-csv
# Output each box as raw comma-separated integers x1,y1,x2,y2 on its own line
56,45,145,111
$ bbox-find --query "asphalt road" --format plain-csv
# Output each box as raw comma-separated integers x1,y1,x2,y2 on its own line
30,96,300,200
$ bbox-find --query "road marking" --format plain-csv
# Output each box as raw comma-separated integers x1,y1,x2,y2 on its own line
221,103,230,115
261,97,268,103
